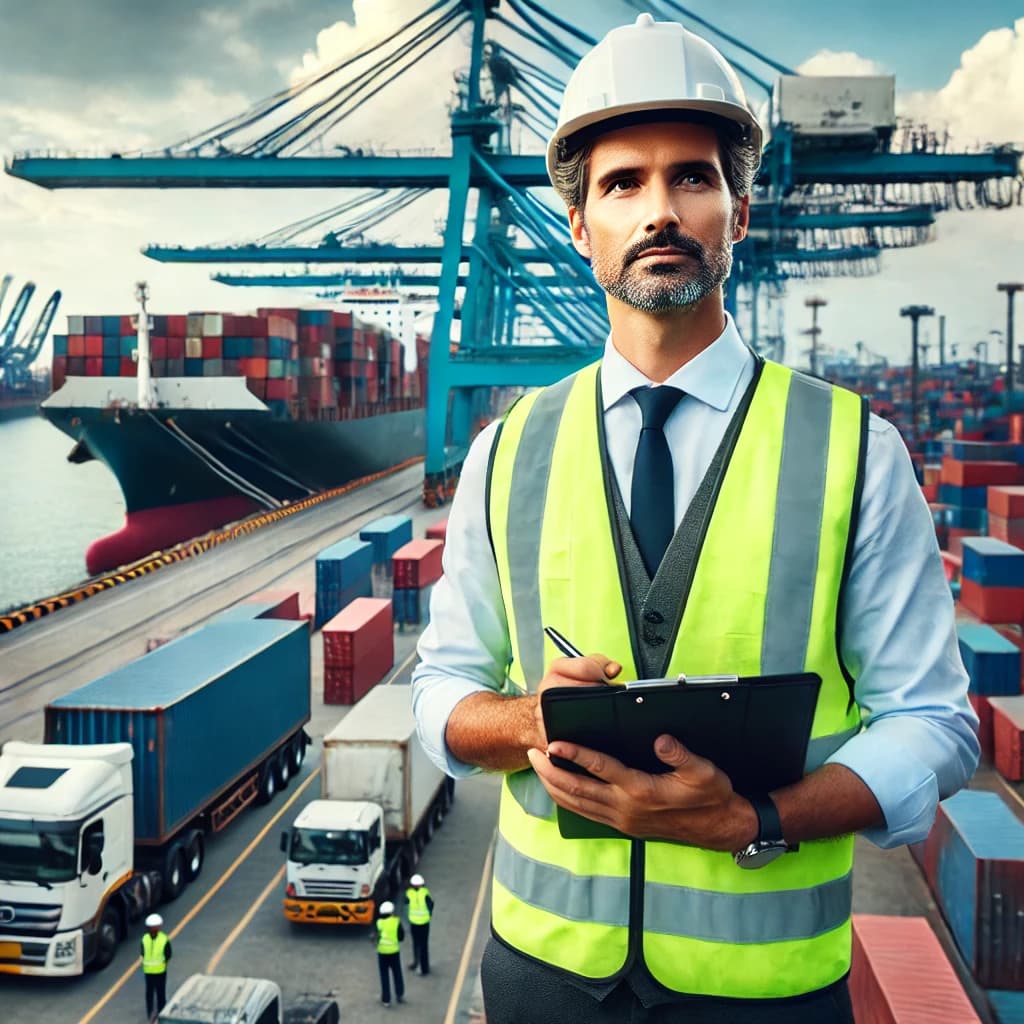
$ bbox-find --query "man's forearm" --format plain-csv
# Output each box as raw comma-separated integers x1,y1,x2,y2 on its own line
772,763,884,844
444,690,539,772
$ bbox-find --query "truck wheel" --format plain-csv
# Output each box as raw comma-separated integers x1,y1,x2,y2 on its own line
184,831,205,882
289,733,306,774
89,906,121,971
162,847,186,901
255,761,277,805
275,747,292,789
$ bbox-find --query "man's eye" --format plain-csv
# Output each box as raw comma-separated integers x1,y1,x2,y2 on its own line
680,173,706,186
608,179,636,192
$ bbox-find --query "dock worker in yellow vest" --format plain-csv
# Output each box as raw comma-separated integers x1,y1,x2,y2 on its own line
140,912,172,1022
404,873,434,975
375,901,405,1007
411,12,979,1024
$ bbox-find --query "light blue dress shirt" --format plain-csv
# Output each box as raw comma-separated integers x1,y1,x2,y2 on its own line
411,314,979,849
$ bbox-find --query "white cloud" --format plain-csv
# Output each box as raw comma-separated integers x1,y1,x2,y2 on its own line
796,50,888,77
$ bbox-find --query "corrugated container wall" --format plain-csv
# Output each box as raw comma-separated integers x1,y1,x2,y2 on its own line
45,620,311,845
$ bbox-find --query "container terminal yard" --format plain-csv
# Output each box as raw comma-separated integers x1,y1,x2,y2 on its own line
2,1,1024,1022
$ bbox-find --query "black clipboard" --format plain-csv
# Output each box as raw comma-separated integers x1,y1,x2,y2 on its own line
540,671,821,839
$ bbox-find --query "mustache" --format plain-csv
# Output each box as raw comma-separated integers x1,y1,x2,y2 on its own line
624,229,705,267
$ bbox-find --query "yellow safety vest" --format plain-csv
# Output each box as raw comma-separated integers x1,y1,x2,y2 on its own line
486,358,865,999
141,932,169,975
406,887,431,924
376,915,401,954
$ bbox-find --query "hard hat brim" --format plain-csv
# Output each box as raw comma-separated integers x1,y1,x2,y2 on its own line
546,100,762,187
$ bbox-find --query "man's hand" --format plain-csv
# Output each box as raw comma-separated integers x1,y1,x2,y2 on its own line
527,734,758,851
532,653,622,749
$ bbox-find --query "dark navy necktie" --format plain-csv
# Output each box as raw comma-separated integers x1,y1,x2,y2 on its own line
629,385,683,578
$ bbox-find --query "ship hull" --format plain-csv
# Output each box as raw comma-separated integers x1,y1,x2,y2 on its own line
42,401,426,574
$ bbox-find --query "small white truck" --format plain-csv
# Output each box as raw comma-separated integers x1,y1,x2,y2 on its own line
281,685,453,926
158,973,339,1024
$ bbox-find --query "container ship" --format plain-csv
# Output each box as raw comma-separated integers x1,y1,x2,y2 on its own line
42,304,429,575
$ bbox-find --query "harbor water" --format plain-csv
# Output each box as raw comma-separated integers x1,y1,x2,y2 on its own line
0,413,123,612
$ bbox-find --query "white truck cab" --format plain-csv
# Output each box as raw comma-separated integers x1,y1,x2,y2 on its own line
282,798,384,925
159,973,340,1024
0,741,135,976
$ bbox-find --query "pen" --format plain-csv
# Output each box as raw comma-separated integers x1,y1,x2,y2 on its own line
544,626,586,659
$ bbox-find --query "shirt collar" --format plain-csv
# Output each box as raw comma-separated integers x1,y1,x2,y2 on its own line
600,311,751,413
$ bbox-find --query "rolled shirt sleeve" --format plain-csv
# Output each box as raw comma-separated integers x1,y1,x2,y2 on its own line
412,422,510,778
828,416,979,847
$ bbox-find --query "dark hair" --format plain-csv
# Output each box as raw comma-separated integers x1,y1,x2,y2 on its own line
552,110,760,213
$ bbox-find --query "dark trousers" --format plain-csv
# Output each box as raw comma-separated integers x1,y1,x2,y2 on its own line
378,952,404,1004
481,937,855,1024
410,922,431,974
144,973,168,1017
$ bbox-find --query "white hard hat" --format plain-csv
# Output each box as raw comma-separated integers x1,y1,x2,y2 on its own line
145,913,163,928
547,13,762,184
379,901,395,915
410,874,424,887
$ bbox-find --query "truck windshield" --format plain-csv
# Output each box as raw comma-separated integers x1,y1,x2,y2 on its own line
0,817,80,884
290,827,367,866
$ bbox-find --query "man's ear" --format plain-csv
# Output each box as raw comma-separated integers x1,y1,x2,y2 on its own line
732,194,750,243
569,206,592,260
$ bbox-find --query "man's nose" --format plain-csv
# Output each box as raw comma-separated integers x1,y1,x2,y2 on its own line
643,182,681,234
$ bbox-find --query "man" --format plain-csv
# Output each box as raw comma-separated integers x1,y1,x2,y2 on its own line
375,900,405,1007
140,912,172,1022
411,13,978,1024
404,873,434,975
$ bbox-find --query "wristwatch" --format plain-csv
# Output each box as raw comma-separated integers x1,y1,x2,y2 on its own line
733,794,797,869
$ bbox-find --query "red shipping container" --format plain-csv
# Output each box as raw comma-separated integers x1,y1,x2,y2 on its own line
240,357,269,378
332,310,354,328
941,458,1024,488
322,597,393,668
425,518,448,541
989,486,1024,519
119,358,137,377
246,377,267,400
947,528,980,559
323,645,394,705
67,357,85,375
265,378,291,401
202,336,222,359
849,915,981,1024
51,358,66,390
84,335,103,357
988,514,1024,548
920,483,939,502
119,314,134,335
166,315,187,336
150,336,168,359
392,539,444,589
959,577,1024,624
167,336,185,359
85,357,102,376
68,335,85,357
989,695,1024,781
243,589,304,621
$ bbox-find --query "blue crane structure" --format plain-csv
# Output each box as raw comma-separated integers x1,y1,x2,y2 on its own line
0,275,62,391
5,0,1021,499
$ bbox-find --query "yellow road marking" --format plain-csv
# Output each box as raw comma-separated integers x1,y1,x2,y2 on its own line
77,767,320,1024
443,839,494,1024
206,864,286,974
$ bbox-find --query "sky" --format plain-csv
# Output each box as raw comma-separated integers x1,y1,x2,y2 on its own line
0,0,1022,369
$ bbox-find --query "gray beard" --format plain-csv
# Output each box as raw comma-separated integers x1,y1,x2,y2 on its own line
591,236,733,314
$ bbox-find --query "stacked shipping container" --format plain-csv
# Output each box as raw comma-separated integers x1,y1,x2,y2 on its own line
50,306,425,422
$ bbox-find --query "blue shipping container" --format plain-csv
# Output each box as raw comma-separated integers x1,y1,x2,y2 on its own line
957,623,1021,696
360,514,413,565
45,619,310,844
939,484,989,509
962,537,1024,588
315,538,373,627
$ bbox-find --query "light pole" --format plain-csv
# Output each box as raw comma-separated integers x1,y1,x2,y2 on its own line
998,283,1024,409
900,305,934,441
804,296,827,377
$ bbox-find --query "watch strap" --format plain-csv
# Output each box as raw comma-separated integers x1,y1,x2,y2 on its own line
749,793,783,844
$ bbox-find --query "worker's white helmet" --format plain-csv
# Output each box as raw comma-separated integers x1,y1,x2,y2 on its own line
410,874,424,887
145,913,163,928
379,901,395,915
547,13,762,185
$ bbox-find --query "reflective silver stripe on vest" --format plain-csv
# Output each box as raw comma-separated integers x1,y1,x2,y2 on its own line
494,833,630,927
805,726,861,773
644,871,852,943
507,374,577,690
507,769,556,819
496,832,851,943
761,374,833,675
